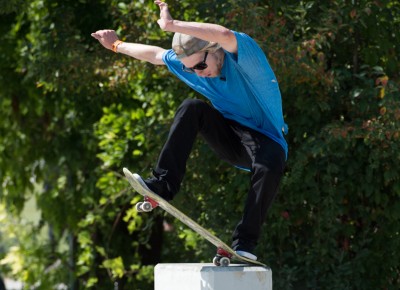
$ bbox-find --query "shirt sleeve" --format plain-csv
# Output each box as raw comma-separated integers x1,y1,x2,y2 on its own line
231,31,288,135
230,31,278,85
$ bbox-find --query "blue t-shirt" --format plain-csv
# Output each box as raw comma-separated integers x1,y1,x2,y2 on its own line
162,31,288,158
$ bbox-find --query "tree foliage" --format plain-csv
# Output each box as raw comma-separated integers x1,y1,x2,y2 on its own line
0,0,399,289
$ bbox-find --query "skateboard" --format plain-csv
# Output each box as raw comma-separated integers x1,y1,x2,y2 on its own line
123,167,266,267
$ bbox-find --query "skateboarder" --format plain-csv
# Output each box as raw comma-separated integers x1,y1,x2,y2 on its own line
92,0,288,261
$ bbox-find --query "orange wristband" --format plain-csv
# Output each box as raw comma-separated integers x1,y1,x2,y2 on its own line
112,40,124,53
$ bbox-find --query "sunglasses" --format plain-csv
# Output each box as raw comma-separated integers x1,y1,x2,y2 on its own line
182,52,209,73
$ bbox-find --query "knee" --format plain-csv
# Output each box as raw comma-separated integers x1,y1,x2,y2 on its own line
253,159,285,177
178,99,207,113
252,163,284,194
253,143,286,176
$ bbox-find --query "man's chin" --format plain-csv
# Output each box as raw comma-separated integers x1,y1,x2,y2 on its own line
203,73,220,78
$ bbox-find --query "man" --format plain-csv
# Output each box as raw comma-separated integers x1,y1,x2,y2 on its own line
92,0,287,261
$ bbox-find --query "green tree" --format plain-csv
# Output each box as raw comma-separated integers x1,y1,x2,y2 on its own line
0,0,399,289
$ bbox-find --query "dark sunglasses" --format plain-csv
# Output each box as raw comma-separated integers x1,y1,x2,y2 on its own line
182,52,209,73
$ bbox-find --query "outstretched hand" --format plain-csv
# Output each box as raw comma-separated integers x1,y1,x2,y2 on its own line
91,30,119,50
154,0,174,31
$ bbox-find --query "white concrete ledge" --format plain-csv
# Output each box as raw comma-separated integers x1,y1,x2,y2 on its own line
155,263,272,290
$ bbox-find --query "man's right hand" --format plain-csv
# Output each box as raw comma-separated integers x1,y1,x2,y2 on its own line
91,30,119,51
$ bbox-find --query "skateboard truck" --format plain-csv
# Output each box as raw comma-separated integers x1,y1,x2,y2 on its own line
136,196,159,212
213,247,233,267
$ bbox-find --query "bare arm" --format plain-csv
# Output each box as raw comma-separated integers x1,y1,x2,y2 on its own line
154,0,237,54
116,42,166,65
91,30,166,65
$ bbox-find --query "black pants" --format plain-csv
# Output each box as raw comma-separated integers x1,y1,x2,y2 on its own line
153,99,286,251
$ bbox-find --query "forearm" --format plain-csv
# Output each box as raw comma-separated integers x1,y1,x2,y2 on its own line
167,20,232,45
117,42,166,65
155,1,237,53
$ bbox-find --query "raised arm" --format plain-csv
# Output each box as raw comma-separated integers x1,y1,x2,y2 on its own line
154,0,238,54
91,30,166,65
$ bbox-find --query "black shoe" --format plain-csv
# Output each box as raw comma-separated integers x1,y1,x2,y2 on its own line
143,176,174,201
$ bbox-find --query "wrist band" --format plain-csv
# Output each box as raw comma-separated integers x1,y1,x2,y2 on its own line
112,40,124,53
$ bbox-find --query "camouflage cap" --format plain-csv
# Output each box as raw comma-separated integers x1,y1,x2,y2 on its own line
172,33,221,59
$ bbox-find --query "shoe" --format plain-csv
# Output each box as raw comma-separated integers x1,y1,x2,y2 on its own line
235,250,258,261
135,174,173,201
232,242,258,261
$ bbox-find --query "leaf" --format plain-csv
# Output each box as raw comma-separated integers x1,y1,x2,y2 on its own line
102,257,125,278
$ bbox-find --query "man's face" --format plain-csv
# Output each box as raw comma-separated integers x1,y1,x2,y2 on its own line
180,51,222,78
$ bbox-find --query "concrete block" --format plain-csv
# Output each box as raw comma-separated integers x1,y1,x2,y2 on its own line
154,263,272,290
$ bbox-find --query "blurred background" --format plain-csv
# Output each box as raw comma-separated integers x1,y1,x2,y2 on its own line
0,0,399,289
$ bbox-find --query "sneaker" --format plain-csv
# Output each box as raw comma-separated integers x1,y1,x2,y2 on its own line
232,242,258,261
135,174,173,201
235,250,258,261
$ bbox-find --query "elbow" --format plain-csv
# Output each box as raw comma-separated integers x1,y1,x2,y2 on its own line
219,28,235,43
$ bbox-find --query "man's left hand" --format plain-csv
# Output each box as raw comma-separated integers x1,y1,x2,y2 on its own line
154,0,174,31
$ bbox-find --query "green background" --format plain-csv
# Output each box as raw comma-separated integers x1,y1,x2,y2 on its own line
0,0,399,289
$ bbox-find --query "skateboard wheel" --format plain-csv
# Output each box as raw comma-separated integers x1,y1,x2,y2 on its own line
141,201,153,212
219,257,230,267
136,202,144,212
213,256,221,266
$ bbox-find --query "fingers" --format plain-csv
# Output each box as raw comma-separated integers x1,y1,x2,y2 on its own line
91,32,100,40
91,30,115,39
154,0,168,8
91,30,119,51
91,30,106,39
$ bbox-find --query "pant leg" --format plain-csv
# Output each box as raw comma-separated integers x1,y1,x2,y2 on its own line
153,99,250,195
154,98,286,251
230,124,286,251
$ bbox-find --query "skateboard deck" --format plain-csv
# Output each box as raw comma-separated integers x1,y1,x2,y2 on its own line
123,167,266,267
